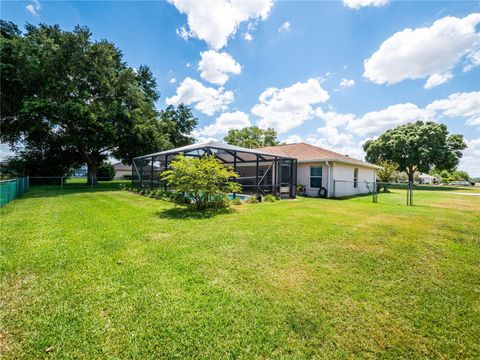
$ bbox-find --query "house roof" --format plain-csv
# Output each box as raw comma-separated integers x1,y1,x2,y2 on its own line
255,143,381,169
112,162,131,171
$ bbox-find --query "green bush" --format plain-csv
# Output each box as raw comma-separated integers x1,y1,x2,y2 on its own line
263,194,276,202
230,198,243,206
96,162,115,181
161,155,241,210
247,196,259,204
170,191,191,206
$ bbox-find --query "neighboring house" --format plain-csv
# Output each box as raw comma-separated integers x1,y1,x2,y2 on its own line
256,143,380,198
419,173,439,185
113,162,132,179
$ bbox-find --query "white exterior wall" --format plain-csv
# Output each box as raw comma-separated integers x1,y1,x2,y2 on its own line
296,161,376,198
114,169,132,179
297,162,329,197
332,163,376,197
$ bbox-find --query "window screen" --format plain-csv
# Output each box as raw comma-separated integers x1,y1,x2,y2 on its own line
310,167,322,188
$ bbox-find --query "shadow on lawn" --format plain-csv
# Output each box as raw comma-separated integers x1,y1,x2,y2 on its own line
156,206,235,220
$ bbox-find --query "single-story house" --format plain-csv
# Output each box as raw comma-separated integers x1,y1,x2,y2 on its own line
113,162,132,179
132,141,380,199
256,143,381,198
418,173,439,185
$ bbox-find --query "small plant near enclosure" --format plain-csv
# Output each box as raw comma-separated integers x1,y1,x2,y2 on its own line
296,184,305,195
230,197,243,206
161,155,241,210
247,196,259,204
263,194,276,202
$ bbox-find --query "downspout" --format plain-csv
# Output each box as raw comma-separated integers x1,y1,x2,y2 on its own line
325,161,333,198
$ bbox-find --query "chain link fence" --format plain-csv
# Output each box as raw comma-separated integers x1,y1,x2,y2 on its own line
333,179,480,208
0,177,130,207
333,180,414,206
0,177,29,207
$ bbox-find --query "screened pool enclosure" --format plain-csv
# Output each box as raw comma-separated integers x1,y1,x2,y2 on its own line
132,141,297,198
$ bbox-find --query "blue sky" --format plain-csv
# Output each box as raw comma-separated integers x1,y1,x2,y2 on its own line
1,0,479,175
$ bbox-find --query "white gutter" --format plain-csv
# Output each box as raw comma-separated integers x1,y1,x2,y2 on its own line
298,158,382,170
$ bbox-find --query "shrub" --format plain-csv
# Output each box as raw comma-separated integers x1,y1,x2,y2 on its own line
96,162,115,181
170,191,191,206
263,194,276,202
161,155,241,210
119,183,132,191
247,196,259,204
230,198,243,206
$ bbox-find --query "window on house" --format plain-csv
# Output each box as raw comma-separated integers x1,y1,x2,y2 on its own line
354,168,358,188
310,167,322,188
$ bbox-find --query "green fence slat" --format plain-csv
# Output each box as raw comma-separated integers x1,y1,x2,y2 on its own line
0,177,29,207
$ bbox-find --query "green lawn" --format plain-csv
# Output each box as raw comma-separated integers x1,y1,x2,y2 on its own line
1,184,479,358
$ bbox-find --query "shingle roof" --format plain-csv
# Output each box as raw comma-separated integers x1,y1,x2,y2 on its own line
255,143,381,169
112,162,131,171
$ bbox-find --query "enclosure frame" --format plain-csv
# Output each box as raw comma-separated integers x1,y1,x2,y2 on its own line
132,141,297,198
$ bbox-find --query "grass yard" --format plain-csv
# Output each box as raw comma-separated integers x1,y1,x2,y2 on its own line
1,183,479,358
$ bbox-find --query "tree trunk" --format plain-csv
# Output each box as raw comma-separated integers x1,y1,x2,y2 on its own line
86,162,97,185
406,166,415,184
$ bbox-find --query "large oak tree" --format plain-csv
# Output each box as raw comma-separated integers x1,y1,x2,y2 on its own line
1,21,172,182
363,121,466,183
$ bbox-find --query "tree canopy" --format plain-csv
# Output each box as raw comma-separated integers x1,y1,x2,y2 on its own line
159,104,198,148
0,21,197,181
224,126,279,148
364,121,466,182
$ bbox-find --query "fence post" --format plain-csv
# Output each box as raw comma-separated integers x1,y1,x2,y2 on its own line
61,177,64,191
410,182,413,206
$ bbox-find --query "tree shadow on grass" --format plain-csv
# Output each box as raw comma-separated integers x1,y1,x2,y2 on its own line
156,206,236,220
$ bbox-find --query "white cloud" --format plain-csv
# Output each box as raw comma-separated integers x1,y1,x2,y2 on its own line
426,91,480,125
459,137,480,177
307,135,365,160
316,108,356,127
243,32,253,41
168,0,273,50
251,79,330,133
463,50,480,72
278,21,290,33
364,13,480,85
0,143,13,161
165,77,234,116
176,25,191,41
198,50,241,86
169,78,176,84
315,91,480,138
194,111,251,139
343,0,389,9
26,0,41,16
316,126,354,148
284,134,303,144
339,78,355,89
424,72,453,89
346,103,433,136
